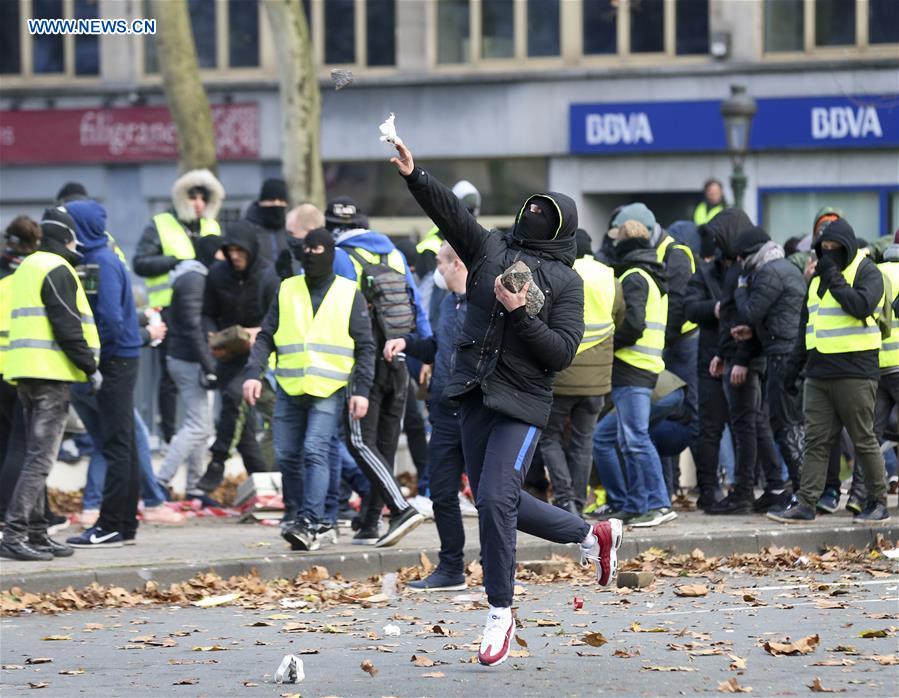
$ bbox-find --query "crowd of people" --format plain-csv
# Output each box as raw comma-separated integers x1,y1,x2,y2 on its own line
0,143,895,662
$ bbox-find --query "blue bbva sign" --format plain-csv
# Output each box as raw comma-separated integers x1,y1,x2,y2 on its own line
569,95,898,154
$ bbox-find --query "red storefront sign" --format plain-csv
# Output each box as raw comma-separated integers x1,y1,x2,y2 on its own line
0,103,260,164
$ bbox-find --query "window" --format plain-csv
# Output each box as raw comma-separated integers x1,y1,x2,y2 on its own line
74,0,100,75
189,0,217,68
481,0,514,59
762,190,879,244
582,0,617,55
630,0,664,53
0,0,21,74
527,0,560,57
675,0,709,55
366,0,396,66
815,0,856,46
325,0,355,64
438,0,471,64
869,0,899,44
229,0,260,68
33,0,64,73
764,0,804,52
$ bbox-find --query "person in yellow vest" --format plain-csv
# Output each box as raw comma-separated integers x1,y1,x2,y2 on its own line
538,229,624,515
242,229,378,551
692,178,726,226
133,169,223,443
769,219,890,524
874,241,899,496
0,216,42,525
604,219,675,528
0,208,100,562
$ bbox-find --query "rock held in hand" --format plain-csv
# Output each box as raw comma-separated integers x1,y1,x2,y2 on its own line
501,261,545,316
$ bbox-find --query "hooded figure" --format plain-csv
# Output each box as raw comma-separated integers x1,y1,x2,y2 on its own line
66,200,141,362
245,178,289,266
171,169,224,224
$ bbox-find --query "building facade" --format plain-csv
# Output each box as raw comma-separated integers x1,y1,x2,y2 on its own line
1,0,897,257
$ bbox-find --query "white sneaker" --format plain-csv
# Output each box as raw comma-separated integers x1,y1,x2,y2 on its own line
407,495,434,520
478,606,515,666
458,492,479,518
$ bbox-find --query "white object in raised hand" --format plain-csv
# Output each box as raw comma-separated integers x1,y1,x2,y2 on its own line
378,112,403,146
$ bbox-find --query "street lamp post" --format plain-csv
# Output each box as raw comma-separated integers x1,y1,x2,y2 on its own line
720,84,758,211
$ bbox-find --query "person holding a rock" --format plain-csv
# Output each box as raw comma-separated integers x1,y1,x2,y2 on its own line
390,141,623,668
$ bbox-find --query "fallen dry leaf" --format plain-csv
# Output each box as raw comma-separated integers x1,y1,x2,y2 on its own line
40,635,71,641
858,628,890,639
191,645,227,652
422,672,445,678
675,583,708,597
57,669,85,675
718,677,752,693
509,649,530,658
192,593,240,608
360,659,378,678
762,634,819,656
25,658,53,665
2,665,24,670
245,621,272,627
301,565,329,583
811,658,855,667
641,665,698,672
631,622,666,633
515,635,528,648
28,682,49,690
613,648,640,658
411,655,436,667
808,677,844,693
583,632,608,648
867,655,899,665
728,654,747,671
172,678,199,686
419,552,434,575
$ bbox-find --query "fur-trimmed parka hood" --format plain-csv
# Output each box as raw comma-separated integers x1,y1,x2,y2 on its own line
172,169,225,222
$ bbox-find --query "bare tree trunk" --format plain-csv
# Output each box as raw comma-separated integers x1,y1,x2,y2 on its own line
150,0,217,174
262,0,325,208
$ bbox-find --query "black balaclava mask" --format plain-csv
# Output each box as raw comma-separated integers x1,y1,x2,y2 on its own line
302,228,335,286
820,244,848,271
286,235,305,261
257,204,286,231
517,196,560,241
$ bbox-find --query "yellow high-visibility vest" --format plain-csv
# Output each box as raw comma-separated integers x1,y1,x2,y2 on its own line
573,255,616,354
878,261,899,368
657,235,698,336
5,251,100,383
693,201,723,226
145,213,220,308
273,275,357,398
806,250,882,354
614,267,667,374
0,274,12,377
416,226,442,256
347,246,408,280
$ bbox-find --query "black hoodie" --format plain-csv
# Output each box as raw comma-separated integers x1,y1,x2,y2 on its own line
202,221,276,353
611,241,668,389
244,201,288,266
788,218,883,381
403,167,583,428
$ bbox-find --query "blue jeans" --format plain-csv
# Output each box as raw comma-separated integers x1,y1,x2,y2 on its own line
594,389,684,511
273,387,342,525
606,385,671,515
72,385,166,510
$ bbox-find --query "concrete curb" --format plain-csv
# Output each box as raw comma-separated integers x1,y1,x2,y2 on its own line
3,524,896,595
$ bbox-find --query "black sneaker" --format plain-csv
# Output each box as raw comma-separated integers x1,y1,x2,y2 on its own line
282,519,319,552
845,494,864,515
852,502,891,524
0,539,54,561
753,490,791,513
47,513,70,536
66,526,124,548
767,499,816,524
816,487,840,514
352,526,380,545
707,493,753,515
196,460,225,493
407,568,467,592
28,533,74,558
696,489,723,512
375,507,425,548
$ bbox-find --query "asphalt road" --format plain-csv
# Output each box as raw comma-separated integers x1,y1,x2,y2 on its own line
2,569,897,697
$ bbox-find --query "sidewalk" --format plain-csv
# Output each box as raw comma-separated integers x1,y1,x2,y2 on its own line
3,509,896,594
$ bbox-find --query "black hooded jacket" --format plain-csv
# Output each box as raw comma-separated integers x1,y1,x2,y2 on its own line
788,219,884,381
244,201,288,266
611,243,668,389
684,254,727,376
403,167,584,428
202,221,277,352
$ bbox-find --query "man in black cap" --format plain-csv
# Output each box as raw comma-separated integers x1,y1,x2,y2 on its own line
245,178,289,267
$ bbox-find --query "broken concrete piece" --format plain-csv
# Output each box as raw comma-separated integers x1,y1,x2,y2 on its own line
501,261,545,316
617,571,655,589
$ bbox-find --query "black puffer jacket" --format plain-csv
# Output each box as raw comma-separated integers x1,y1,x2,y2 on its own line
202,221,276,346
404,167,584,428
734,257,806,356
611,243,668,389
167,260,216,374
684,257,725,377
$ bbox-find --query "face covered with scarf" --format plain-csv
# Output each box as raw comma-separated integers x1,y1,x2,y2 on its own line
301,227,335,286
516,196,561,241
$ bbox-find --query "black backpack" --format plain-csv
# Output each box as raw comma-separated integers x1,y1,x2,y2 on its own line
346,248,417,339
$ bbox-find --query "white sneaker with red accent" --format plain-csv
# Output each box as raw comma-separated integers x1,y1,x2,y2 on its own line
580,519,624,586
478,606,515,667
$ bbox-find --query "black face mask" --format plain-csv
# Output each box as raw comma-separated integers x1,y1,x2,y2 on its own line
286,236,305,260
257,204,286,230
302,248,334,286
820,246,848,270
516,198,559,241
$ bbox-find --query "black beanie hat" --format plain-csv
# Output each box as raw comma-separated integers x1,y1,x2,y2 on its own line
56,181,88,203
698,225,717,259
734,226,771,257
259,178,288,202
40,207,78,246
575,228,592,258
194,234,222,268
